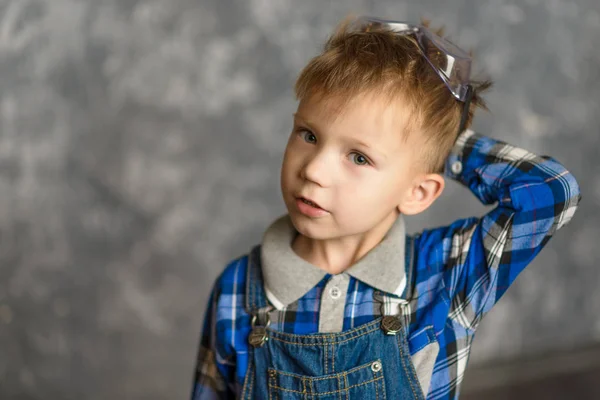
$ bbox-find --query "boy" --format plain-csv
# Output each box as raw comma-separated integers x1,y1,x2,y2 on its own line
192,16,581,400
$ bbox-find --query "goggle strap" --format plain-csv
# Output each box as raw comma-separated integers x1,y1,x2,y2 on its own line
457,84,474,135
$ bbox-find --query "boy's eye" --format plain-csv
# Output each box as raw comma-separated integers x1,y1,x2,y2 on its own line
350,152,370,166
299,130,317,144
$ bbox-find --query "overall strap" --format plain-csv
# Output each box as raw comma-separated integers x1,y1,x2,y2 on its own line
244,245,271,324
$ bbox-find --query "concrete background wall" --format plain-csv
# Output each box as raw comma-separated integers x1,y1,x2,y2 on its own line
0,0,598,399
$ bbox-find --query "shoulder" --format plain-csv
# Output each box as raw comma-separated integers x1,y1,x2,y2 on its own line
212,249,256,296
411,217,480,272
205,249,257,357
415,216,479,250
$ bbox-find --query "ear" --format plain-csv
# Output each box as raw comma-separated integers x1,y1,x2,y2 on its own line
398,174,445,215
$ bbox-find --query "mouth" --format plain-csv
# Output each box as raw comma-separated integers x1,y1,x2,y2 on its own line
298,196,324,210
294,195,330,217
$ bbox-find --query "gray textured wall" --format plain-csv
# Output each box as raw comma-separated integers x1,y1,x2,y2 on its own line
0,0,599,399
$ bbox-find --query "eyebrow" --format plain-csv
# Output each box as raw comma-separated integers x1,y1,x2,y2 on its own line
293,113,388,161
293,113,318,131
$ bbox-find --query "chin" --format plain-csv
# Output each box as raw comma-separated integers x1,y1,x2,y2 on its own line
288,212,334,240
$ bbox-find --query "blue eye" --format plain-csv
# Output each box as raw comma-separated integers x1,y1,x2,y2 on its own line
299,130,317,144
350,152,370,166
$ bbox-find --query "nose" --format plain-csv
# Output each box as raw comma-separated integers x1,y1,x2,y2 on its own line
300,151,333,188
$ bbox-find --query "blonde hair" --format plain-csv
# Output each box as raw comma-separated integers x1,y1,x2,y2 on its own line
294,16,492,174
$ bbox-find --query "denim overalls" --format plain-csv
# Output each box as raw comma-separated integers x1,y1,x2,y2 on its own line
240,236,425,400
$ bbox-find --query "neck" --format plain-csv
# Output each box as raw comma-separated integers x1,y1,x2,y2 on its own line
291,212,399,275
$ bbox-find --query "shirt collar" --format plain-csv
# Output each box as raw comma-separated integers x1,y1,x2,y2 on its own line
261,214,407,310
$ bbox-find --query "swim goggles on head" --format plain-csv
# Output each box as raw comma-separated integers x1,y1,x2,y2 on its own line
351,17,475,134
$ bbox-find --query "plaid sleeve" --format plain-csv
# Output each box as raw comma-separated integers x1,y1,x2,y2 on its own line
440,129,582,329
191,283,236,400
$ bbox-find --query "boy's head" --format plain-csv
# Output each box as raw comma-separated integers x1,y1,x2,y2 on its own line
280,16,491,240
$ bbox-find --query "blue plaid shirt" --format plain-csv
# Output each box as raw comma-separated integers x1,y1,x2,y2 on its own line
192,130,581,399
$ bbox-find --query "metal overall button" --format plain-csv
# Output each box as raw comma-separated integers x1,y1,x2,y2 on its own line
371,361,382,372
381,315,402,335
249,314,270,347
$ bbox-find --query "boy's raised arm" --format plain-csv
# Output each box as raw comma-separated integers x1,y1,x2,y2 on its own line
426,129,581,329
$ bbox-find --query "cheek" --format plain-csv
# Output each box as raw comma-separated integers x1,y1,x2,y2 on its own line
341,174,401,207
281,147,302,183
281,152,296,176
280,159,292,190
